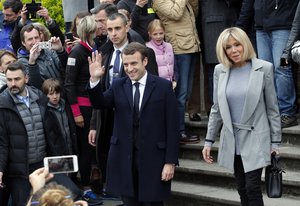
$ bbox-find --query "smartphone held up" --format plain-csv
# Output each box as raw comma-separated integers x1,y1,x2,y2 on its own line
43,155,78,174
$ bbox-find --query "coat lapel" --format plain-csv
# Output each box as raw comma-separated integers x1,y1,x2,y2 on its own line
123,78,134,109
240,59,264,123
140,74,156,113
218,67,233,133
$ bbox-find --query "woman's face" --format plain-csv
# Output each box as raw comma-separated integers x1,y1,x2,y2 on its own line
148,26,165,46
225,36,245,67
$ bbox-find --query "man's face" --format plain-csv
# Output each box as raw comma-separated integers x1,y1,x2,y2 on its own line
6,69,28,96
22,29,41,51
107,17,129,48
94,10,108,36
123,52,147,81
0,54,17,73
3,8,19,23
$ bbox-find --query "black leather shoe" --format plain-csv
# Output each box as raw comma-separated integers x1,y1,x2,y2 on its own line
180,133,200,144
189,113,201,121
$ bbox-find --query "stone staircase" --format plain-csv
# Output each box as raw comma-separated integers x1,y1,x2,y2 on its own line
166,116,300,206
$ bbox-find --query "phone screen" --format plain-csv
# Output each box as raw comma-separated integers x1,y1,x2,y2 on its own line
45,156,77,173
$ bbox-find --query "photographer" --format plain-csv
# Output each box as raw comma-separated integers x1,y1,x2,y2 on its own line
17,24,68,89
10,1,65,53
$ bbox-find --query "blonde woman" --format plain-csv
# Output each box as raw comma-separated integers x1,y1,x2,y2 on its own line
64,16,101,202
202,27,281,206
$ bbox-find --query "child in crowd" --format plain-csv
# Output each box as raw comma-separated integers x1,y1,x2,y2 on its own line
146,19,177,89
42,78,77,156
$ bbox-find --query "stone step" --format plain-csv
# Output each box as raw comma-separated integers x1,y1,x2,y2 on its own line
180,141,300,171
175,159,300,197
166,181,300,206
185,117,300,146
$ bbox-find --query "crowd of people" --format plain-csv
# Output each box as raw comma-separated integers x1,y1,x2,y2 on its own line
0,0,300,206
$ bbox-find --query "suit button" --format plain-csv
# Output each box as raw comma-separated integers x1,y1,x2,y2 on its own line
251,126,254,130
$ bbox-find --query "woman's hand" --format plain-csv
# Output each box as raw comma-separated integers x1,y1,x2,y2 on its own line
202,146,214,164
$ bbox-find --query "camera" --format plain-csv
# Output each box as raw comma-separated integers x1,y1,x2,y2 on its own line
39,42,52,50
26,0,41,19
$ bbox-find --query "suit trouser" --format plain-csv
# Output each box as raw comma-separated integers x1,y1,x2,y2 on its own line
121,149,164,206
234,155,263,206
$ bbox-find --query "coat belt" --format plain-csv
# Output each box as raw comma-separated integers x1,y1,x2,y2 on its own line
232,123,254,131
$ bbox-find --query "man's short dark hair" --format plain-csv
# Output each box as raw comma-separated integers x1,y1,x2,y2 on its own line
6,61,26,75
91,3,118,17
107,12,127,26
122,42,148,60
20,24,40,43
3,0,23,13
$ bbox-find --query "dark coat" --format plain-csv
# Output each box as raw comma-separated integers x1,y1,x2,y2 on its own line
200,0,242,64
0,87,48,178
92,34,158,179
44,100,78,156
88,74,180,201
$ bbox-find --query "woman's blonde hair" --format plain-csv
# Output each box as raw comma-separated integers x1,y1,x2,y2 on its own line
77,15,97,44
216,27,256,68
31,183,74,206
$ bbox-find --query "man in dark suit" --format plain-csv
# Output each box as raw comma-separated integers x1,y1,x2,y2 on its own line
87,42,179,206
88,12,158,194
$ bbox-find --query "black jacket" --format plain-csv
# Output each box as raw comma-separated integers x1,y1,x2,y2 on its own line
44,99,78,156
238,0,298,31
0,86,48,178
117,0,156,41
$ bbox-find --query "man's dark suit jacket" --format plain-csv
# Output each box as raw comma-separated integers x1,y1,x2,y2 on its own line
88,73,179,202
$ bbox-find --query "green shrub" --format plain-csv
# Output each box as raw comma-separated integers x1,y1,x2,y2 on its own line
1,0,65,31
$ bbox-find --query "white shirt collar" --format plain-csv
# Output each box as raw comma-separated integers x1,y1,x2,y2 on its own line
131,71,147,86
113,41,129,52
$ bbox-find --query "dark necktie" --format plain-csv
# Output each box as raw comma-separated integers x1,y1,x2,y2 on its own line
113,50,121,79
133,82,140,149
133,82,140,122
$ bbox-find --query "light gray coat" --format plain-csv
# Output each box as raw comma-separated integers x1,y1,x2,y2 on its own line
205,58,281,173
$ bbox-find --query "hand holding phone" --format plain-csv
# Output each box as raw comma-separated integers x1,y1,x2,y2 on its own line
44,155,78,174
65,32,74,42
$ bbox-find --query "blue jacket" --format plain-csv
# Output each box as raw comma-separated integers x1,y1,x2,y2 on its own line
0,11,15,52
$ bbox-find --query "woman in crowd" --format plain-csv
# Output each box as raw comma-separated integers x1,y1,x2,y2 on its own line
202,27,281,206
26,168,87,206
64,15,100,200
65,11,91,53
